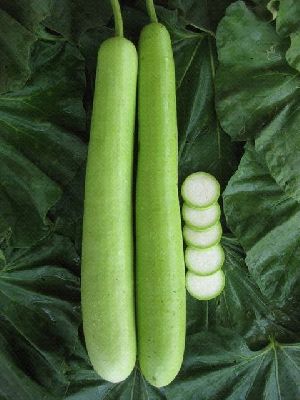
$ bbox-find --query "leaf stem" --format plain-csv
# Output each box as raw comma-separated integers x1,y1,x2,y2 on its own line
208,36,221,160
146,0,158,23
110,0,124,37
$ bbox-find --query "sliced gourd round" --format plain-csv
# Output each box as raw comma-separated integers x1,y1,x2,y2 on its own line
185,244,225,276
186,270,225,300
181,172,220,208
182,202,221,229
183,222,222,249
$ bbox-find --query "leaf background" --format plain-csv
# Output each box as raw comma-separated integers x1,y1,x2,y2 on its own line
0,0,299,399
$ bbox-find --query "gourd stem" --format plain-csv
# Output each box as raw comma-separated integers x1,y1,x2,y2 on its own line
146,0,158,23
110,0,124,37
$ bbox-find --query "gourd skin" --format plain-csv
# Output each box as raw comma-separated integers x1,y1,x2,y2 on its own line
136,23,186,388
81,37,137,383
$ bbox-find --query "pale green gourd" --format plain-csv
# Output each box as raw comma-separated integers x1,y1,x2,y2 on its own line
136,0,186,388
81,0,137,383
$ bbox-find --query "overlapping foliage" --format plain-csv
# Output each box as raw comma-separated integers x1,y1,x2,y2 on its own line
0,0,299,398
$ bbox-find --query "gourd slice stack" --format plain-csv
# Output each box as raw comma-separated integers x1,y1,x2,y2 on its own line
181,172,225,300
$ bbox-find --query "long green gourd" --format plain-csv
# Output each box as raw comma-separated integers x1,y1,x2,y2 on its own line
81,0,137,383
136,0,186,387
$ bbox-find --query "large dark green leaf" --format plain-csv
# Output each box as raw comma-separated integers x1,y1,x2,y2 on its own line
274,0,300,37
186,235,300,347
168,0,234,33
219,236,300,345
51,165,86,253
216,1,300,202
0,0,112,41
0,234,81,399
0,329,57,400
158,7,240,189
0,40,86,247
223,144,300,316
44,0,112,42
0,9,36,93
286,31,300,72
0,0,112,96
274,0,300,72
164,331,300,400
0,0,52,32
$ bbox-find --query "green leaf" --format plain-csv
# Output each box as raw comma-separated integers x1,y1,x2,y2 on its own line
0,40,86,247
51,165,86,253
0,234,81,399
272,0,300,72
186,236,300,347
44,0,112,42
0,142,59,247
216,0,292,141
164,331,300,400
219,236,300,345
286,31,300,72
168,0,234,33
223,144,300,315
216,1,300,202
176,36,239,189
254,100,300,203
275,0,300,37
158,8,240,189
0,10,36,93
0,0,112,42
0,332,55,400
0,0,52,32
